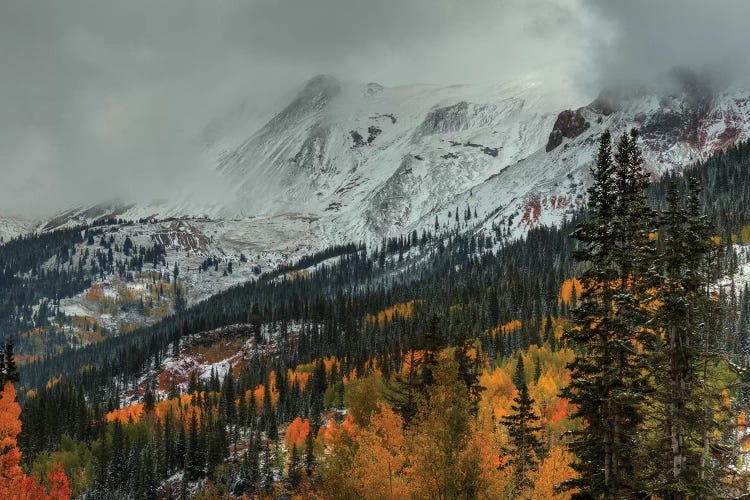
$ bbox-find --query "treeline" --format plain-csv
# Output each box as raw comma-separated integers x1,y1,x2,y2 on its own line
88,232,168,278
18,211,578,402
275,242,366,275
650,139,750,237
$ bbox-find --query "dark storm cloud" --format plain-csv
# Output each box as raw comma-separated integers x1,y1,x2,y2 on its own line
15,1,728,217
583,0,750,88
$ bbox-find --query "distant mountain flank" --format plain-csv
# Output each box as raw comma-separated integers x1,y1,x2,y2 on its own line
5,69,750,252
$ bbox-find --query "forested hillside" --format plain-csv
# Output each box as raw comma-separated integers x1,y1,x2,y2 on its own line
0,219,181,362
3,137,750,497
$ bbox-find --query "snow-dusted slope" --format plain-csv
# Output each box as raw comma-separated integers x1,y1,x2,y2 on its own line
5,70,750,343
213,72,589,241
19,70,750,252
210,71,750,245
0,215,33,242
442,75,750,239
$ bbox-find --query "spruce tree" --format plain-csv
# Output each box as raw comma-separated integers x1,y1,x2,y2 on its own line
304,429,315,473
455,336,484,416
502,354,543,494
239,440,260,494
738,284,750,370
176,422,187,470
143,388,156,413
563,129,656,498
2,342,18,384
261,442,275,494
142,443,157,499
287,444,302,489
639,179,721,497
185,410,203,480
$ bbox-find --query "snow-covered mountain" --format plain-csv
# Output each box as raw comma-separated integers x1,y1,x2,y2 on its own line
430,70,750,239
214,72,589,243
3,69,750,346
200,70,748,245
8,69,750,251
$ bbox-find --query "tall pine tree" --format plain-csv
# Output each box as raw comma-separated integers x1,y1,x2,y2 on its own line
502,354,543,494
563,129,656,498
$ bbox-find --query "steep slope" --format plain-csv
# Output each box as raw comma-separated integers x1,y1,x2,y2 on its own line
215,73,588,241
408,72,750,241
0,215,33,242
213,71,750,245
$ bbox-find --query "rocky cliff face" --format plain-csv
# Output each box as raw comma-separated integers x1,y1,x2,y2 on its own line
546,109,591,151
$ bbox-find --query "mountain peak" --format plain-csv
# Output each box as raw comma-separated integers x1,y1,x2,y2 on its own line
300,74,341,96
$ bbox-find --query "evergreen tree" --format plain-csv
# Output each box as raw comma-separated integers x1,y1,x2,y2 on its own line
143,388,156,413
455,336,485,416
512,353,526,389
185,410,203,480
739,284,750,368
304,429,315,473
642,179,731,498
220,371,236,423
261,442,275,494
176,422,187,470
287,444,302,489
142,443,157,499
238,440,260,495
502,353,544,494
2,343,18,384
563,129,656,498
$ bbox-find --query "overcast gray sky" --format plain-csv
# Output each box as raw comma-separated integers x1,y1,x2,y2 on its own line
1,0,747,217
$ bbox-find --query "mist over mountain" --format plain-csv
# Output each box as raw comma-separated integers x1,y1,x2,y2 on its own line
3,0,750,218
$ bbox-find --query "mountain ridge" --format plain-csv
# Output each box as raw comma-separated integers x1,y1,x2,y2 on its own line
5,70,750,251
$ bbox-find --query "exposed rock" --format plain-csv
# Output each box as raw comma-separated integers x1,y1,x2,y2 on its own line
151,222,211,252
716,126,741,149
545,109,590,152
370,113,397,124
292,124,335,174
367,126,382,144
350,130,366,147
350,126,382,147
366,82,384,95
639,71,714,151
416,101,471,136
481,146,499,157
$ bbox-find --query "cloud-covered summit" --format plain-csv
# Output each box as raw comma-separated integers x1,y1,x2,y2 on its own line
0,0,745,216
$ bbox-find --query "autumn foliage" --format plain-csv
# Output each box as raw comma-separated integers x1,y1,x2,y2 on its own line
0,382,71,499
364,300,421,325
558,278,583,305
486,319,522,339
319,346,579,499
285,417,311,448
